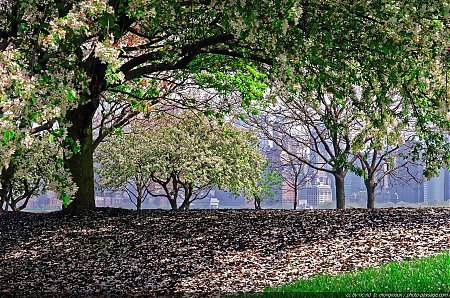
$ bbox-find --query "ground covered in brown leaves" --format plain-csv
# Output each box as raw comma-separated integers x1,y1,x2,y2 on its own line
0,208,449,297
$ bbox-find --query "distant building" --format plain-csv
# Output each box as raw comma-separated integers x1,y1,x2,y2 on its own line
426,169,445,202
350,190,367,203
305,178,332,207
387,155,425,204
390,180,424,204
444,169,450,201
344,172,366,202
211,189,246,207
281,181,296,209
95,195,125,208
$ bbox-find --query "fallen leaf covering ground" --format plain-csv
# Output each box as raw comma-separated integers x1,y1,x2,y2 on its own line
0,208,449,297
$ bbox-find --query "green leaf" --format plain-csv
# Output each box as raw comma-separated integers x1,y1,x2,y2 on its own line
3,130,15,143
67,89,77,101
60,193,70,209
73,145,81,154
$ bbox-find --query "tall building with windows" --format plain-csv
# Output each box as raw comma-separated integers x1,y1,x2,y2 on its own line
304,177,333,207
443,169,450,201
344,171,366,202
426,169,445,202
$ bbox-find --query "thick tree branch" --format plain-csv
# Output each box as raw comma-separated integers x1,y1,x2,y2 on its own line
122,33,235,79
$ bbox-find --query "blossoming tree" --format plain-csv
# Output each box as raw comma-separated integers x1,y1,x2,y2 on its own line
95,112,265,210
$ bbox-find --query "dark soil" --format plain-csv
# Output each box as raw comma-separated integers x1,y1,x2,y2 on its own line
0,208,449,297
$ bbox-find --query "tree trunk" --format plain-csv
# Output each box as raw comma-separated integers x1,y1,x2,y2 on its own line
136,183,143,211
0,179,9,211
293,183,298,210
178,184,193,210
168,198,178,210
136,197,142,211
65,101,98,212
179,198,191,210
334,170,346,210
0,167,14,212
65,60,105,212
254,196,261,210
365,177,375,209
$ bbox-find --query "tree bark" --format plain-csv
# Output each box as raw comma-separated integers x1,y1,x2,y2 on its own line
293,177,298,210
0,167,14,211
179,198,191,210
365,176,375,209
334,170,346,210
65,101,98,211
178,183,193,210
136,187,142,211
136,199,142,211
135,181,146,211
168,198,178,210
66,61,105,212
254,196,261,209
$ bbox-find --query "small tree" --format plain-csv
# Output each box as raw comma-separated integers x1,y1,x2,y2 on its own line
248,91,359,210
279,152,316,210
94,129,152,210
351,100,423,209
96,112,265,210
250,163,282,210
1,135,76,212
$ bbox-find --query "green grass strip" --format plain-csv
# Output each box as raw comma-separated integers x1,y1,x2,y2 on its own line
265,251,450,294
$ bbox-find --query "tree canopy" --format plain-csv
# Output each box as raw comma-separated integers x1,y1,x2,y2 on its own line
0,0,448,210
95,112,265,210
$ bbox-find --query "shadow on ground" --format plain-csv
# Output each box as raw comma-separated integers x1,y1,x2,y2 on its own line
0,208,449,296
